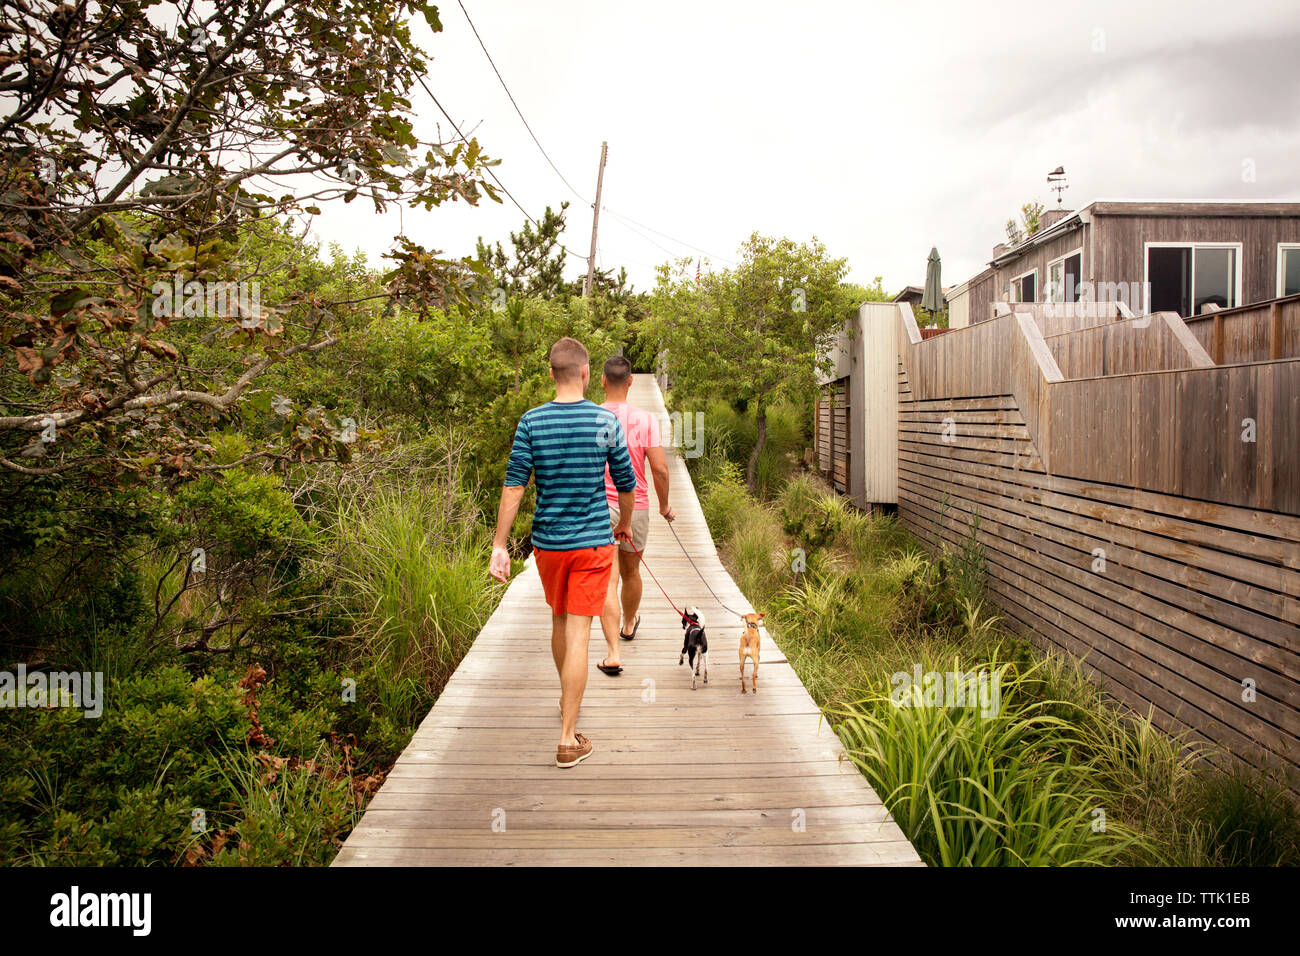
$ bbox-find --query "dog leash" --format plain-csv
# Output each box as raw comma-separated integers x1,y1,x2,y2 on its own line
623,537,690,624
666,521,749,620
621,521,748,622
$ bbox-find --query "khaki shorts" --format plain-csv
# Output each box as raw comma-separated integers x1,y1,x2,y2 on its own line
609,507,650,553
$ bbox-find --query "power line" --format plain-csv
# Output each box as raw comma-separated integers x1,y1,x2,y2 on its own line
602,210,678,259
601,205,735,265
454,0,733,270
412,72,586,263
456,0,589,206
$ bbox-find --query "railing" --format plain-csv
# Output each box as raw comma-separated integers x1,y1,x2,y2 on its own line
1182,294,1300,364
898,301,1298,512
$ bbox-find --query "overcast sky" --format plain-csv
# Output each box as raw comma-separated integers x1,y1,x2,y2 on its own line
309,0,1300,296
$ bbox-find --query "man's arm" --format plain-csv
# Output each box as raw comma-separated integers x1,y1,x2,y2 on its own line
607,417,638,543
490,485,526,582
646,445,674,522
613,488,635,543
491,415,533,582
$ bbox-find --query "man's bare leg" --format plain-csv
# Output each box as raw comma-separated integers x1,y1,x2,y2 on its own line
556,611,592,747
599,565,622,667
618,550,642,634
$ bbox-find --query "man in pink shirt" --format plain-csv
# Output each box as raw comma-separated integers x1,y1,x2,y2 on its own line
596,355,674,674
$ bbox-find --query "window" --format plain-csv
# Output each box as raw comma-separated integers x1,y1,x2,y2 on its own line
1046,249,1082,303
1010,268,1037,303
1279,244,1300,297
1144,243,1240,316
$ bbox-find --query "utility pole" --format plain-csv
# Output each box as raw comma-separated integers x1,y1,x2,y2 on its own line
583,140,608,297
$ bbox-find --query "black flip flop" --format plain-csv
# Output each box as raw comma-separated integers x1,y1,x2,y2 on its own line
619,614,641,641
596,660,623,676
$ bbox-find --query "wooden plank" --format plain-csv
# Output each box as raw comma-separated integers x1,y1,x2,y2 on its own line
899,474,1300,735
899,486,1300,784
334,842,924,866
333,375,922,867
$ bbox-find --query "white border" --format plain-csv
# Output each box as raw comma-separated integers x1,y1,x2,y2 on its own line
1142,241,1243,314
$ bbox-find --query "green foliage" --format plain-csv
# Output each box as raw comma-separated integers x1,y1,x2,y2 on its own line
829,656,1144,866
1022,201,1045,236
330,472,500,736
1006,201,1045,245
204,746,357,867
780,474,845,550
0,666,245,865
169,470,307,562
1171,764,1300,866
476,203,572,300
645,233,848,489
1,4,499,480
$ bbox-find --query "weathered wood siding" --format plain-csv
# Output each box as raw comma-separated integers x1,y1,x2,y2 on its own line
1045,312,1213,378
1091,208,1300,307
1183,295,1300,364
816,378,850,495
968,226,1089,324
964,204,1300,324
894,303,1300,788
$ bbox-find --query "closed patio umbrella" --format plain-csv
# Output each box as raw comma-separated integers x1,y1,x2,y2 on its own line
921,246,943,319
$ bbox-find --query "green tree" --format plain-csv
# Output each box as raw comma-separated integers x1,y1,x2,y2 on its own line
0,0,498,481
645,233,848,491
1021,201,1045,236
475,203,571,301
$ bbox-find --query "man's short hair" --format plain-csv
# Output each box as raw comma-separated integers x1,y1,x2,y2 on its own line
549,337,589,385
603,354,632,387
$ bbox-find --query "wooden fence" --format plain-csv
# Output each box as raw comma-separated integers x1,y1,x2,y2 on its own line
893,302,1300,788
1183,294,1300,365
815,378,850,495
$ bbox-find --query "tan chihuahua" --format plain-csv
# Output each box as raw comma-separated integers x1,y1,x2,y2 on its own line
739,612,765,693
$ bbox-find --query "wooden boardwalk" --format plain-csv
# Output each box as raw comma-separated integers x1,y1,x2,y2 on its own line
333,376,922,866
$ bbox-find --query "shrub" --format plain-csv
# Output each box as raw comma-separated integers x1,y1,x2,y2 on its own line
828,656,1145,866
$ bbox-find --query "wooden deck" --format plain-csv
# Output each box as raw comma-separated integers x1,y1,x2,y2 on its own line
332,376,922,866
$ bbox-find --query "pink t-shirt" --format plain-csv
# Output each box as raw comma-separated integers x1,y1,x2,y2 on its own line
602,400,661,510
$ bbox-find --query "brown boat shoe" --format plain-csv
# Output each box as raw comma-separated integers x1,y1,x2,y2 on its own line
556,732,593,769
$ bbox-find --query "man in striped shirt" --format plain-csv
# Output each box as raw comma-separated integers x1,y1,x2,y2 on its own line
489,337,637,769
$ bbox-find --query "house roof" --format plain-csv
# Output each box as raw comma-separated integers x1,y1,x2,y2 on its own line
892,284,952,302
988,199,1300,268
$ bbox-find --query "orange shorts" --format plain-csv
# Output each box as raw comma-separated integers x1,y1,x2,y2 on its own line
534,544,615,617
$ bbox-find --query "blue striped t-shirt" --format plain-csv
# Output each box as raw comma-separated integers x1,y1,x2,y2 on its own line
505,399,637,550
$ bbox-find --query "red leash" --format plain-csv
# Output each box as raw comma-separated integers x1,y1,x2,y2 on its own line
622,536,690,624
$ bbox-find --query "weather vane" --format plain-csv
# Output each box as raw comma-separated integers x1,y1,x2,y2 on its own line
1047,166,1068,207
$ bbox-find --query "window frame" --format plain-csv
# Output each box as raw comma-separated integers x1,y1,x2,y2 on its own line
1277,242,1300,298
1142,241,1243,315
1045,246,1083,303
1010,266,1038,304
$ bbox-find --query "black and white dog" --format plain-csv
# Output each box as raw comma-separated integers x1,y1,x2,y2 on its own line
678,606,708,689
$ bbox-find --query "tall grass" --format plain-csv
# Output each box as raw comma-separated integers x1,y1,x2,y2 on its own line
330,479,499,731
201,744,357,867
828,656,1145,865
